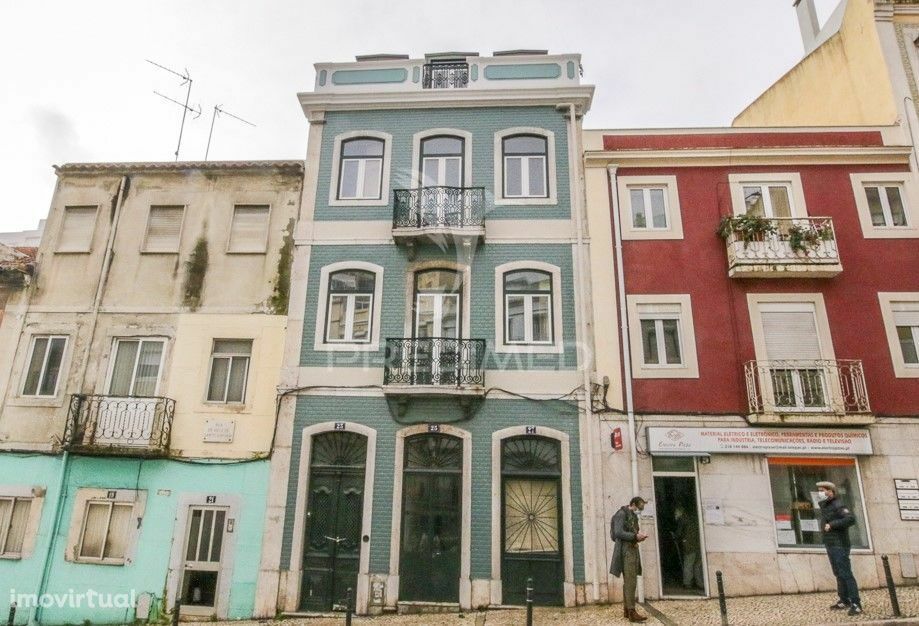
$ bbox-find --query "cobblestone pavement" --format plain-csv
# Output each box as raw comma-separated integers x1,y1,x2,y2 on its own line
220,586,919,626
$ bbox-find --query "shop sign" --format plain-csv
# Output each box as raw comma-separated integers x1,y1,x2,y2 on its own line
647,427,872,455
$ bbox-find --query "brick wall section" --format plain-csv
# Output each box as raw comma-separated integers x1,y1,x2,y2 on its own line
280,395,586,583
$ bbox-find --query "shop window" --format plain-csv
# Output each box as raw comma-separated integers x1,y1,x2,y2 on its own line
767,457,869,550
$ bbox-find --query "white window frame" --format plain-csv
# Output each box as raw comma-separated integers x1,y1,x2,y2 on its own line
142,204,186,254
226,204,271,254
728,173,807,218
626,294,699,378
65,489,146,566
313,262,384,352
205,339,252,404
328,131,393,207
493,127,557,206
105,337,167,397
0,496,31,558
410,128,473,188
638,313,683,368
0,485,44,560
503,275,554,346
326,292,374,344
850,173,919,238
617,175,683,240
56,205,99,253
878,292,919,378
21,335,68,398
493,261,563,354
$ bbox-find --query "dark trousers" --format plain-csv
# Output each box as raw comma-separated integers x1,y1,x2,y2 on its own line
826,545,861,606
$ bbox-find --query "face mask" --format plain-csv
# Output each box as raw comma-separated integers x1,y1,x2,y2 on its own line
817,491,828,501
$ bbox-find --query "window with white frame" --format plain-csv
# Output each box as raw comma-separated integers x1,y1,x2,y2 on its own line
502,135,548,199
504,270,553,344
629,187,668,229
337,138,385,200
22,335,67,397
893,303,919,366
325,270,375,343
108,338,165,397
57,206,97,252
228,205,270,253
879,294,919,377
76,499,134,563
143,205,184,253
637,303,683,366
207,340,252,403
865,184,909,227
741,183,794,218
627,295,698,378
0,496,31,557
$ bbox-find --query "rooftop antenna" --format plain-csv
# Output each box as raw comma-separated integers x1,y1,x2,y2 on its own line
146,59,200,160
204,104,256,161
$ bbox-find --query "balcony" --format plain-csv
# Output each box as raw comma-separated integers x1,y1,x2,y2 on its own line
744,360,873,425
422,62,469,89
722,217,842,278
383,338,486,399
392,186,486,256
63,394,174,457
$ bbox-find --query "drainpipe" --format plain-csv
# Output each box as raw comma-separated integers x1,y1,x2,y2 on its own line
607,165,643,602
564,102,600,603
32,175,129,624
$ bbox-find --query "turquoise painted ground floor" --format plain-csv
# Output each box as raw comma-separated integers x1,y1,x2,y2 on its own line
274,394,591,614
0,453,268,624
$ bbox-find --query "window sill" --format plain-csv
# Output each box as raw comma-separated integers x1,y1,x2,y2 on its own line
312,341,379,352
494,197,557,206
775,548,872,555
54,249,91,254
329,198,389,207
71,558,127,566
225,249,268,255
140,249,180,255
8,396,66,409
632,367,699,379
0,554,23,561
495,343,563,355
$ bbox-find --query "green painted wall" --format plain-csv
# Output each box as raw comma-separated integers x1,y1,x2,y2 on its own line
0,454,268,624
314,107,571,221
300,244,578,369
281,395,586,584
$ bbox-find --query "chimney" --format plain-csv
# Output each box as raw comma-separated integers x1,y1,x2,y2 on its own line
794,0,821,51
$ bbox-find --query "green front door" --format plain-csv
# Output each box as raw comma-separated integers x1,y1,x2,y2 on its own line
501,436,564,606
299,432,367,612
399,432,462,602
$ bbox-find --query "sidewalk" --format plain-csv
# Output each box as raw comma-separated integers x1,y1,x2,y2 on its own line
222,587,919,626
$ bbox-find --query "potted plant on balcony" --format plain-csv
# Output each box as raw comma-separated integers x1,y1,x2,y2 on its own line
787,221,833,254
717,214,776,248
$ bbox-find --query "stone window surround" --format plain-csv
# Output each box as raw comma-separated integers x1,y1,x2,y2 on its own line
0,484,45,560
493,127,558,206
493,260,564,354
409,128,474,189
626,294,700,379
728,172,808,218
9,327,75,409
64,488,147,565
878,292,919,378
616,175,684,240
313,261,385,352
328,130,394,207
849,172,919,238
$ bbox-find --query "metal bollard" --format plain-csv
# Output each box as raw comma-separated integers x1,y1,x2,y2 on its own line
716,570,728,626
345,587,353,626
7,602,15,626
171,600,181,626
525,577,534,626
881,555,901,617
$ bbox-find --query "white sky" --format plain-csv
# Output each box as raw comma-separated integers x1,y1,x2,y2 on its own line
0,0,841,232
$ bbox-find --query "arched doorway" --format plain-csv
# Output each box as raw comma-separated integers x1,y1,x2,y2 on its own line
398,432,463,602
501,436,564,606
299,431,368,612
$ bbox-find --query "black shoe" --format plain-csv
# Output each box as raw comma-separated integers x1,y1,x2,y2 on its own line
830,600,850,610
847,604,862,616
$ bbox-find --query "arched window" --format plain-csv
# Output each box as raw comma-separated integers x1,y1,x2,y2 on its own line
337,138,385,200
325,269,376,343
504,269,553,344
502,135,548,199
420,136,464,187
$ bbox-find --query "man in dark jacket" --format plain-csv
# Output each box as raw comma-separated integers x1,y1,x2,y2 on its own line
817,481,862,615
610,496,648,623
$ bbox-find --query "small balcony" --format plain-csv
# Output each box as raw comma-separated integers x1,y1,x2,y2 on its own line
422,62,469,89
63,394,175,457
744,360,873,425
383,338,486,397
722,217,842,278
392,186,486,255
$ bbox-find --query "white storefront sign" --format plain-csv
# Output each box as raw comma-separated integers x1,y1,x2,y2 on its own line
647,427,872,455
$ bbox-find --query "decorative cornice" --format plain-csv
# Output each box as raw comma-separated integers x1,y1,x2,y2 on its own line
54,160,304,174
584,145,913,167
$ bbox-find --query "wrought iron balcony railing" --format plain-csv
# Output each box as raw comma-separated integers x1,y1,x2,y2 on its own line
393,186,486,230
384,338,486,387
64,394,174,456
724,217,841,277
744,360,870,416
422,62,469,89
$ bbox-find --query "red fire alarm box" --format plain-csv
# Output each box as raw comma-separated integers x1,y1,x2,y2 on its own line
611,427,623,451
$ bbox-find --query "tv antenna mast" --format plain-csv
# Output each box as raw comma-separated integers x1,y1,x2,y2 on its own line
205,104,256,161
147,59,201,160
